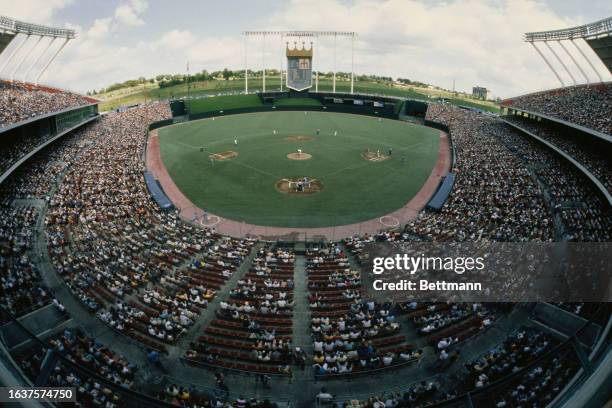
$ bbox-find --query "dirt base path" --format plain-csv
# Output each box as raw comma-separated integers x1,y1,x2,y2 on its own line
146,129,451,241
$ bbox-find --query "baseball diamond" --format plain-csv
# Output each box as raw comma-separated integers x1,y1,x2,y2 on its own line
155,111,440,228
0,7,610,408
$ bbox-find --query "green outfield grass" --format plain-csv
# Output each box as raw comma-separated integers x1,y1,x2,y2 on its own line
272,97,322,106
157,111,439,228
187,94,262,113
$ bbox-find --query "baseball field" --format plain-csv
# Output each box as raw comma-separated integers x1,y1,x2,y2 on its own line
157,111,439,228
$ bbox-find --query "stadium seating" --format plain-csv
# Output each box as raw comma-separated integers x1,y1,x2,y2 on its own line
0,90,609,406
0,80,93,128
306,244,420,377
186,243,295,375
501,83,612,135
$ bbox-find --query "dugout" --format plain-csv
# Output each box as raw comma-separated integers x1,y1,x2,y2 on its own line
144,171,173,211
426,172,455,211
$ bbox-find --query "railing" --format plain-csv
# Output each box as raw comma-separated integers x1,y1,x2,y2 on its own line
430,304,611,407
314,357,419,380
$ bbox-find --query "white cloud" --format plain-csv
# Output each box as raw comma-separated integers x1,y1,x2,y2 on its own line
265,0,592,98
151,30,197,50
114,0,148,27
0,0,74,24
15,0,611,98
87,18,112,39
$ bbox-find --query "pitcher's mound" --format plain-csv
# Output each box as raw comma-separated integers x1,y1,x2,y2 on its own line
362,150,390,162
209,151,238,161
287,152,312,160
285,135,315,142
275,177,323,194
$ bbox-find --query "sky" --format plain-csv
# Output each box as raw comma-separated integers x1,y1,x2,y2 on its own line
1,0,611,98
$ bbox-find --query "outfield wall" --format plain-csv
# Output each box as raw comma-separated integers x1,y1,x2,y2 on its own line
186,104,398,121
180,92,403,119
159,93,437,130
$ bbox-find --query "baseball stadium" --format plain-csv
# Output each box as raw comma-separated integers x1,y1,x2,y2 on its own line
0,3,611,408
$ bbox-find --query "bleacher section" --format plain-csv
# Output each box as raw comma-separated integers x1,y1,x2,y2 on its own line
306,244,419,378
188,243,295,375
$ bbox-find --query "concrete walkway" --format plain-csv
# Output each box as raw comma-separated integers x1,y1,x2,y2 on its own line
287,256,314,382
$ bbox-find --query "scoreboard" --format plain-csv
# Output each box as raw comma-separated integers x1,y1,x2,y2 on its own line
286,42,313,91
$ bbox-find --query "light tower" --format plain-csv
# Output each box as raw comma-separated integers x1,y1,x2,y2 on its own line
0,15,76,84
242,30,357,94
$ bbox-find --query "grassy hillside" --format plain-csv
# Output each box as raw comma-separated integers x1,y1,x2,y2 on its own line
96,76,499,113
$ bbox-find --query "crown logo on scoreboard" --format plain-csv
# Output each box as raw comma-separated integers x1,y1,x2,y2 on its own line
286,42,313,57
286,41,313,91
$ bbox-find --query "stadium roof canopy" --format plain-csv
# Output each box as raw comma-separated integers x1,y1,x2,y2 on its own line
525,17,611,42
524,17,612,85
0,15,76,39
0,15,76,84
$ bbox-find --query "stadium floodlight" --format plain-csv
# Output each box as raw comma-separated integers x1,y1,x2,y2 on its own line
242,30,357,95
0,15,76,83
524,17,611,87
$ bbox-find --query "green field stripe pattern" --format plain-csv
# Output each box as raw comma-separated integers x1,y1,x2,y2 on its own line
158,111,439,228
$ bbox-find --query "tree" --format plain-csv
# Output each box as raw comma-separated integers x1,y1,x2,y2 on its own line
222,68,231,80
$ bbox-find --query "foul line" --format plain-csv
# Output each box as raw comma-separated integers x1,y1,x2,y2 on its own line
229,159,282,179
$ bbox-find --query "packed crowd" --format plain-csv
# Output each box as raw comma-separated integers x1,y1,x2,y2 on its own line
15,327,138,407
41,103,258,351
0,127,58,177
418,104,554,242
0,203,50,322
501,83,612,135
503,114,612,192
490,119,612,241
0,86,604,406
0,81,91,127
1,98,286,405
425,103,611,242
